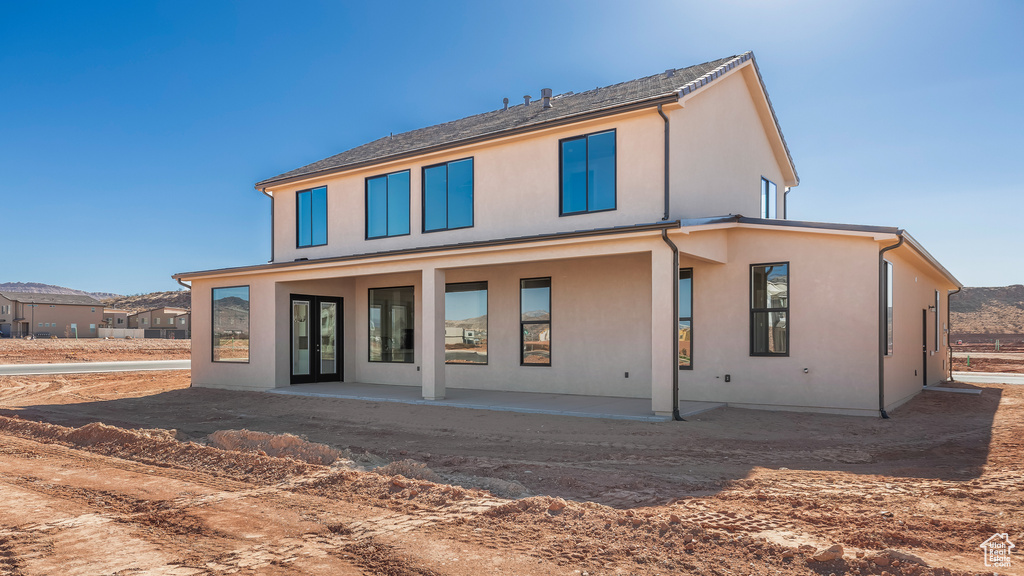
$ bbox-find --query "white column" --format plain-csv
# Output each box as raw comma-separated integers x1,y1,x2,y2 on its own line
651,242,676,416
421,266,446,400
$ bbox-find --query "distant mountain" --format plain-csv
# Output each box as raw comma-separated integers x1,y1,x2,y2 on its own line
950,285,1024,335
103,290,191,313
0,281,121,301
446,314,488,331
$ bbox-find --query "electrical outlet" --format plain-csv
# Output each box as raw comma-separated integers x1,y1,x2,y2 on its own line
624,371,629,378
724,374,731,383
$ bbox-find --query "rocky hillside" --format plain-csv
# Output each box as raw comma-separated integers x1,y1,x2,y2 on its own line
102,291,191,313
0,282,120,301
950,285,1024,335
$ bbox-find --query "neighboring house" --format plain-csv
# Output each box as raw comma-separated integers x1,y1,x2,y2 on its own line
102,308,130,328
0,292,104,338
127,307,190,336
174,52,960,417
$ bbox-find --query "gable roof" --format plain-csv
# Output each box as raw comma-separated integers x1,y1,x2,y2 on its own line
257,51,796,190
0,291,103,306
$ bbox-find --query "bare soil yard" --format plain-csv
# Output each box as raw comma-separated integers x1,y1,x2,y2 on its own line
0,338,190,364
952,341,1024,373
0,370,1021,575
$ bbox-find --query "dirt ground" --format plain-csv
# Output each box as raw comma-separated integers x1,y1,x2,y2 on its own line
0,338,191,364
0,370,1022,575
952,340,1024,373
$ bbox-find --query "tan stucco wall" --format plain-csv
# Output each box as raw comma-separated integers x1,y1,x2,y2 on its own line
7,301,104,337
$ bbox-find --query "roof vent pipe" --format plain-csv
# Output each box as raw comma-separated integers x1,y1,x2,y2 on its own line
502,97,509,111
523,95,531,106
541,88,553,108
665,69,675,78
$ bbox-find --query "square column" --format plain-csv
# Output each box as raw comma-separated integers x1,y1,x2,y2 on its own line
421,267,446,400
651,242,677,416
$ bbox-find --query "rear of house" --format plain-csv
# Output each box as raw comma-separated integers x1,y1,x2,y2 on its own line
175,52,960,417
0,292,104,338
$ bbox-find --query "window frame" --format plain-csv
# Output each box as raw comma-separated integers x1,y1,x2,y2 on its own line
421,157,475,233
212,285,250,364
934,289,940,352
760,177,777,219
679,268,693,370
444,281,488,365
367,285,415,364
519,277,552,367
295,185,328,248
749,262,790,357
365,169,411,240
558,129,617,216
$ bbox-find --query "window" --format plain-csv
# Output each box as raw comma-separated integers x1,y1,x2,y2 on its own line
91,307,96,313
369,286,414,363
560,130,616,215
934,290,940,352
423,158,473,232
37,323,43,327
761,177,777,219
89,324,96,332
156,317,161,325
212,286,250,362
296,186,327,247
884,261,893,356
679,269,693,369
117,318,124,325
445,282,487,364
366,170,411,239
142,318,147,325
751,263,789,356
520,278,551,365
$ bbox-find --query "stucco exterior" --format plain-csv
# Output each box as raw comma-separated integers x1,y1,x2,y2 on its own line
0,293,104,338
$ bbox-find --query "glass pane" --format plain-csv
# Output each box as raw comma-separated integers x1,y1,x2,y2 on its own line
292,301,310,376
423,165,448,231
387,171,410,236
366,176,388,238
767,181,777,219
447,159,473,229
522,322,550,364
297,191,311,247
752,265,768,308
561,138,587,213
752,311,787,354
369,287,414,363
320,302,337,375
520,278,551,320
312,186,327,245
767,264,788,306
213,286,249,362
760,179,768,218
886,261,893,355
678,320,691,368
445,282,487,364
678,269,692,318
587,131,615,211
369,304,382,361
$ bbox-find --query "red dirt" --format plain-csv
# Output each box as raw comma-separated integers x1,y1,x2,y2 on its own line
0,338,190,363
0,369,1021,574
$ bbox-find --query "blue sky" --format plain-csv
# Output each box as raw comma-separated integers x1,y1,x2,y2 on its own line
1,0,1021,295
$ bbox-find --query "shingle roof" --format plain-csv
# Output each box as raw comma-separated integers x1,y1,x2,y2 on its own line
0,292,103,306
257,53,755,189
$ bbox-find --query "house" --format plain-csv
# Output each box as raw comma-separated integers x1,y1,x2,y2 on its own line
127,307,190,337
173,52,960,417
0,292,105,338
102,308,130,328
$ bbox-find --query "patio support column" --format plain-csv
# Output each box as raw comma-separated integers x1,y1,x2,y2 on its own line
651,242,676,416
421,266,446,400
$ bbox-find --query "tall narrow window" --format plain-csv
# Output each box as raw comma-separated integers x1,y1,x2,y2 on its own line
751,263,789,356
679,269,693,369
520,278,551,366
560,130,616,215
366,170,410,239
212,286,250,363
445,282,487,364
368,286,414,363
934,290,940,352
423,158,474,232
760,178,777,219
885,261,894,356
297,186,327,247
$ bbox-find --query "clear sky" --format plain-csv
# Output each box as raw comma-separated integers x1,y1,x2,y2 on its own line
1,0,1021,295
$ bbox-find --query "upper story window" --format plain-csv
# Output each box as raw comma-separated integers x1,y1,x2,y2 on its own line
884,260,893,356
760,177,777,219
366,170,410,239
296,186,327,248
750,262,788,356
423,158,473,232
560,129,616,215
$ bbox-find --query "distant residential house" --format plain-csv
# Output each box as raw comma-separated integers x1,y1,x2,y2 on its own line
102,308,130,328
127,307,190,336
174,52,960,417
0,292,104,338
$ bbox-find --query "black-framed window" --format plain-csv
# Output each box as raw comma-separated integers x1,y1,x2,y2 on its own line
297,186,327,247
679,269,693,369
560,129,616,215
212,286,250,363
423,158,473,232
760,177,777,219
520,277,551,366
369,286,414,363
750,263,788,356
934,290,940,352
445,281,487,365
885,261,893,356
366,170,410,239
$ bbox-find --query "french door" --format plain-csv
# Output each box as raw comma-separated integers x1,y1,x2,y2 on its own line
290,294,342,384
